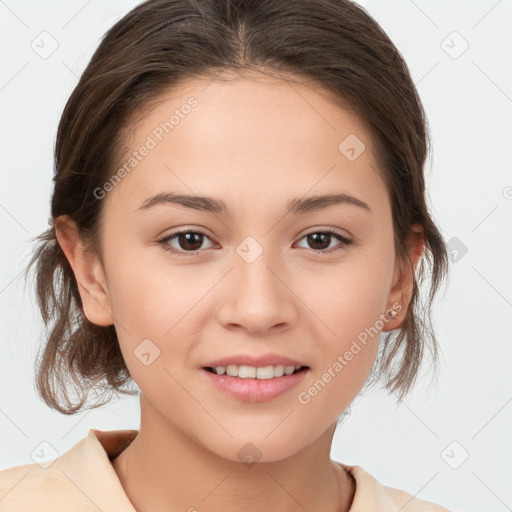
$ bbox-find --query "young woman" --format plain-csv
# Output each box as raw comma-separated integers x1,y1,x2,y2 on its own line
0,0,451,510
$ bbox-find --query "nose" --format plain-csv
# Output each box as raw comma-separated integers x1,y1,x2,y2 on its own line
216,243,298,335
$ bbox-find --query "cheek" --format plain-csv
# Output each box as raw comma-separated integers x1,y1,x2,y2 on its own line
307,249,394,342
108,264,198,408
297,249,394,408
106,247,194,334
105,253,210,376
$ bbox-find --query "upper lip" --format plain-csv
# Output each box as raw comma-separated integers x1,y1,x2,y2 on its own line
202,354,308,368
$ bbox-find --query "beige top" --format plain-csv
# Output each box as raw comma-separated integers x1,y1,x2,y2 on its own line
0,429,452,511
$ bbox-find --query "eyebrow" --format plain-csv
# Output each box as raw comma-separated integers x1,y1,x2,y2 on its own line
136,191,372,216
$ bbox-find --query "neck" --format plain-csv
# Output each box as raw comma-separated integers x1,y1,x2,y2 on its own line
112,395,355,512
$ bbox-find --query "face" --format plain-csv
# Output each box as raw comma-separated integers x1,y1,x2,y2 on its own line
59,70,418,463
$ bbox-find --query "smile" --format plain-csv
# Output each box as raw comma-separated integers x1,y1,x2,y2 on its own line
205,364,308,379
201,365,309,402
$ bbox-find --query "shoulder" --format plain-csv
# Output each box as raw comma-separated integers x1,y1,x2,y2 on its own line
339,463,453,512
0,429,138,512
0,462,90,511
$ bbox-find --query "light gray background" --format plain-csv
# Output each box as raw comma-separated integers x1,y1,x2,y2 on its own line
1,1,511,511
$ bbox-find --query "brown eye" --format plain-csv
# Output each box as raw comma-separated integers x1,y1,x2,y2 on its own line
159,230,215,256
306,233,331,250
175,232,204,251
295,230,352,253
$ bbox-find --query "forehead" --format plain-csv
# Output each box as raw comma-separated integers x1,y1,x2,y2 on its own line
107,70,388,217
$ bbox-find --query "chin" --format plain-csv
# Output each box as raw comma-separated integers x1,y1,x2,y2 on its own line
200,426,315,465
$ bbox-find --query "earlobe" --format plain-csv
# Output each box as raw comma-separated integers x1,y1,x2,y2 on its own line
54,216,114,327
382,224,425,332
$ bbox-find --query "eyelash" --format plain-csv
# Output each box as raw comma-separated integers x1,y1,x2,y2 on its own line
157,229,353,257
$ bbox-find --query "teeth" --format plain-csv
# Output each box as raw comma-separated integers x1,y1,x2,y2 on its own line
213,364,304,379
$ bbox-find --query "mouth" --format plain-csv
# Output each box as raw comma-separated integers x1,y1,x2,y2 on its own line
203,364,309,379
201,364,310,402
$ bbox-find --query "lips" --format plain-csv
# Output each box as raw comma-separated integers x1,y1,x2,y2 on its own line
202,353,309,369
201,364,309,402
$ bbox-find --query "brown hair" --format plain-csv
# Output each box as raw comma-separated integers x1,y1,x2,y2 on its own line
25,0,449,414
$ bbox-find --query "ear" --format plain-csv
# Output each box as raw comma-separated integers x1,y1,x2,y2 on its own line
382,223,425,332
54,215,114,327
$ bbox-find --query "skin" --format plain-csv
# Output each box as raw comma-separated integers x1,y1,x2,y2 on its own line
56,69,424,512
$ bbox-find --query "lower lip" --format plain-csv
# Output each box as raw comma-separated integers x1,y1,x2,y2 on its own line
200,368,308,402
